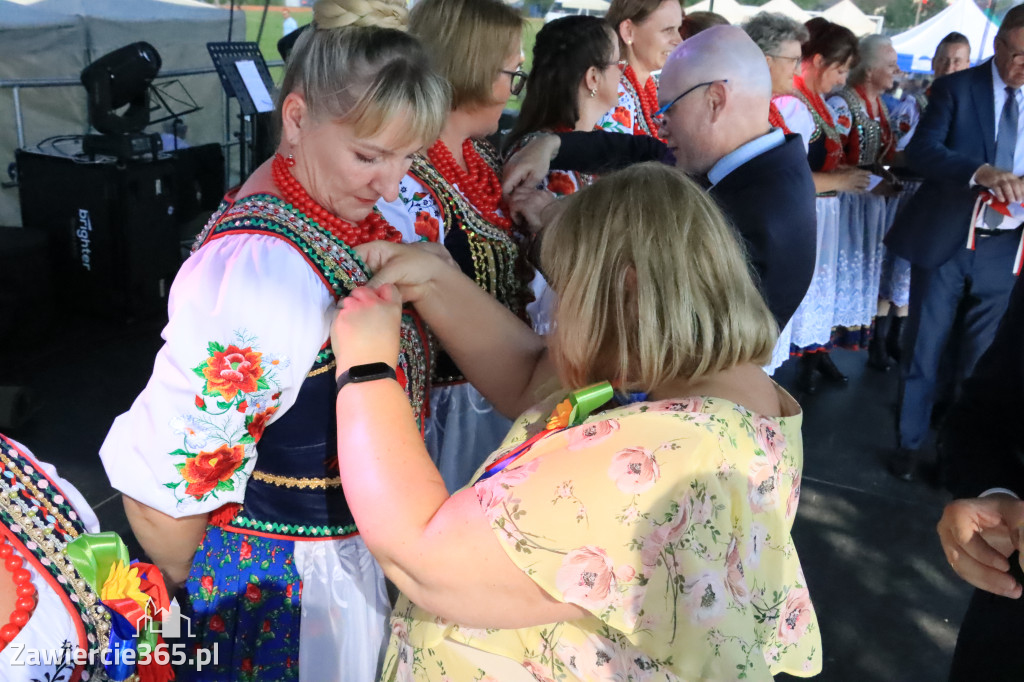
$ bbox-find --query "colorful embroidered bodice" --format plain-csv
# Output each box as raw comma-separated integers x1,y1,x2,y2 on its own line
192,194,430,539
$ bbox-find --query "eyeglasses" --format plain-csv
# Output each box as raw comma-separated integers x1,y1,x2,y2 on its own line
654,79,728,119
766,54,801,64
501,69,528,96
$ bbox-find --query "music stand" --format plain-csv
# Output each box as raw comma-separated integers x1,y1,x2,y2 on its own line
207,42,277,179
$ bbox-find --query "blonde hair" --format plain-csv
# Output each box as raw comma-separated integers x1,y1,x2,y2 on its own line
409,0,523,109
541,163,777,392
606,0,673,57
277,21,449,147
313,0,407,29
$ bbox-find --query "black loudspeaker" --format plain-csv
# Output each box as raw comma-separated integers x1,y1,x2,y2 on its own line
15,144,223,319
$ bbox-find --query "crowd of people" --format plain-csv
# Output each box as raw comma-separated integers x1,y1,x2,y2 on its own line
4,0,1024,679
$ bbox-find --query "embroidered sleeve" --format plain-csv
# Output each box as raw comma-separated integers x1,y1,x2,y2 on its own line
99,234,332,517
595,80,635,135
474,401,821,677
376,174,446,245
892,96,921,151
775,96,814,153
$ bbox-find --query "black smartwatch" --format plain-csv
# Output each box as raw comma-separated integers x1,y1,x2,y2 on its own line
335,362,398,394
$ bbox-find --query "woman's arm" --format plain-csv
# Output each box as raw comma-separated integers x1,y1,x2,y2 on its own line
122,495,208,593
358,241,557,419
812,167,870,194
332,285,586,627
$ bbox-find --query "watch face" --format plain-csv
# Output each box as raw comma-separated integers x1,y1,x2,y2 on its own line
349,362,394,382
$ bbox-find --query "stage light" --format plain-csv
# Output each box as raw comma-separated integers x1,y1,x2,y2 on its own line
81,42,162,135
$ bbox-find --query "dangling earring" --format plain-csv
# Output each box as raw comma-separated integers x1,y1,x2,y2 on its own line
589,88,597,98
286,153,296,167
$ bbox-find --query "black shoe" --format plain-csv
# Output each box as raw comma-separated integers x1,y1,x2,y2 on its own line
817,352,848,384
887,316,905,363
867,316,892,371
796,353,818,394
887,448,916,481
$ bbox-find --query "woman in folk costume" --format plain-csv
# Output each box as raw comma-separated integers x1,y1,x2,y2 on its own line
772,19,872,394
502,15,624,334
595,0,682,138
98,6,450,679
827,34,902,360
743,11,812,375
376,0,535,493
0,434,174,682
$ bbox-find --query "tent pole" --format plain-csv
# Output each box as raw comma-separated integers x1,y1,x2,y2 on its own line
13,87,24,149
979,0,997,64
256,0,271,47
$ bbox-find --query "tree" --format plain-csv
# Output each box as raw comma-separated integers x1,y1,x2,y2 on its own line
883,0,943,31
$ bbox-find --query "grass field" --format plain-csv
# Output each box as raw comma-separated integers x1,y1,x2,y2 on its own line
242,9,542,110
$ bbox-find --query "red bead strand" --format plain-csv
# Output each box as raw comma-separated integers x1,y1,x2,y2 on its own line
270,154,402,247
623,65,662,139
426,139,512,232
0,536,37,651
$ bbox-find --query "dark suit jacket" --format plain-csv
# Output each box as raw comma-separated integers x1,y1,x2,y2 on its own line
940,275,1024,498
886,61,1005,268
550,132,817,329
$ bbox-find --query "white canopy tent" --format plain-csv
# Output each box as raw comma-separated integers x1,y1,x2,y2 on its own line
757,0,811,23
0,0,244,226
560,0,610,10
890,0,998,73
820,0,883,35
686,0,758,24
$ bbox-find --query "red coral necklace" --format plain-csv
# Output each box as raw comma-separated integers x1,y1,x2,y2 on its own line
769,99,791,135
794,76,844,172
854,85,894,160
0,536,37,651
623,65,661,139
427,139,511,231
271,153,402,246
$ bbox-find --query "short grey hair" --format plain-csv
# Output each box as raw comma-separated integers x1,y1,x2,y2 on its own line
742,12,809,56
850,34,893,81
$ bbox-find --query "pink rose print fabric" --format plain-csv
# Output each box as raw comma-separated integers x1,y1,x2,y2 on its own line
380,392,821,682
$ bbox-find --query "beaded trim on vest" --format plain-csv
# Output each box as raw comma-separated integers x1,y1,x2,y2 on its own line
0,436,108,678
834,86,891,166
619,75,655,137
410,142,527,319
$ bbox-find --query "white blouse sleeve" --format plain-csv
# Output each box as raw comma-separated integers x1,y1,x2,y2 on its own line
99,234,333,517
376,174,446,245
774,96,814,154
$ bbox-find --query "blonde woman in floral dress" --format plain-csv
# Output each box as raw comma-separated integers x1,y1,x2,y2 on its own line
330,163,822,681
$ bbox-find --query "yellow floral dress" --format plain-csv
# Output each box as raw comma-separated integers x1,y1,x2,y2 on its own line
381,391,823,681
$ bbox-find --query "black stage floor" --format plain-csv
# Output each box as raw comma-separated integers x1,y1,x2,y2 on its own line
2,309,970,681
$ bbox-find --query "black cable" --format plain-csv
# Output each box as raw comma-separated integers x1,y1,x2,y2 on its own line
228,0,236,42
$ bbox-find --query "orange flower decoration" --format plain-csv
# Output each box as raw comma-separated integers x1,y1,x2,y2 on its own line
414,211,440,242
201,345,263,401
546,399,573,430
546,172,576,197
182,444,244,498
612,106,631,128
246,406,279,442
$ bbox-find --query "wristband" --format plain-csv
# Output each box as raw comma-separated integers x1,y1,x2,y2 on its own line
336,362,397,394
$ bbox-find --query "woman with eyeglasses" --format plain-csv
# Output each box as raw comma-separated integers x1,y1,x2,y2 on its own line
771,19,872,394
376,0,534,493
596,0,683,138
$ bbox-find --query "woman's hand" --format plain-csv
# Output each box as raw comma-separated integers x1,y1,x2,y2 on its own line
502,134,560,195
356,241,458,303
835,166,872,193
331,284,403,372
508,186,559,235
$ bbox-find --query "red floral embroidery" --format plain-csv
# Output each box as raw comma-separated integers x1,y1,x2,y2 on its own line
612,106,631,128
837,114,851,128
239,539,252,560
262,619,271,633
181,444,245,499
208,613,225,632
546,171,576,196
413,211,440,242
240,658,253,673
246,406,278,442
236,400,248,413
200,345,264,402
194,396,205,409
201,575,214,592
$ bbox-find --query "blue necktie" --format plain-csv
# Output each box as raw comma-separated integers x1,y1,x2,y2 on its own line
985,86,1019,228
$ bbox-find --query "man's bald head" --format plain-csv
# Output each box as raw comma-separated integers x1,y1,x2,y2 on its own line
657,25,773,175
661,25,772,103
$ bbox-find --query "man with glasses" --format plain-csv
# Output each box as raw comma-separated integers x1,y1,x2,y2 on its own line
504,26,817,332
884,5,1024,483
